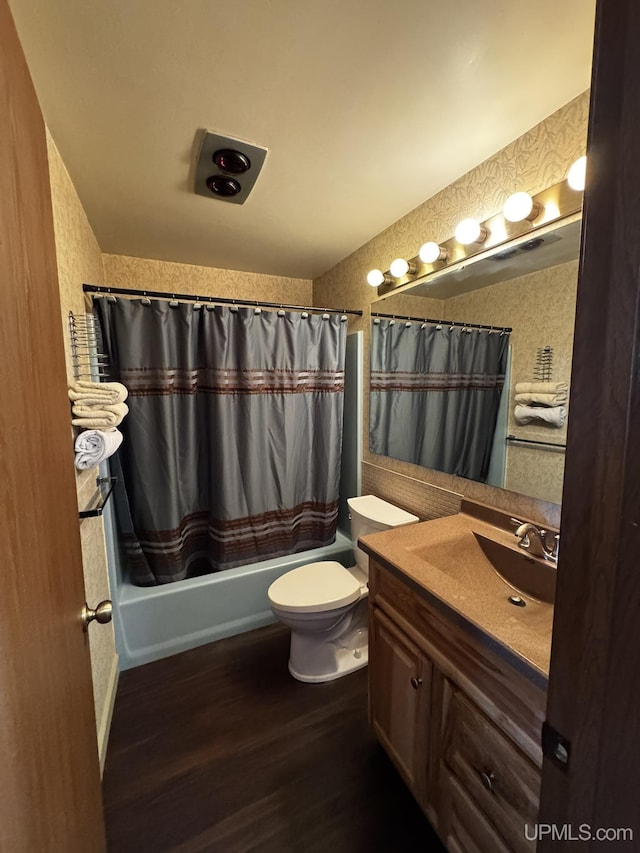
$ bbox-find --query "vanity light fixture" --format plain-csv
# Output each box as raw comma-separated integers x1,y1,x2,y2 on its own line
367,269,392,287
567,155,587,191
365,171,584,292
418,241,448,264
389,258,417,278
503,191,540,223
455,218,487,246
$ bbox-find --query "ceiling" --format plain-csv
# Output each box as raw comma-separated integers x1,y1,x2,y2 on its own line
9,0,595,280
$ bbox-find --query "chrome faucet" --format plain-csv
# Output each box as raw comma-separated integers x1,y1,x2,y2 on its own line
511,519,559,563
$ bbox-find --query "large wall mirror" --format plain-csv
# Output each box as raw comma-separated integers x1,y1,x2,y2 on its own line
369,216,581,505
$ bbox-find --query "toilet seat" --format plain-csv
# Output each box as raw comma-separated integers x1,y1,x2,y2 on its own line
267,561,361,613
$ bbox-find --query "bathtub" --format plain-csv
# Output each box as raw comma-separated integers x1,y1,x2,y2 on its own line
105,511,354,669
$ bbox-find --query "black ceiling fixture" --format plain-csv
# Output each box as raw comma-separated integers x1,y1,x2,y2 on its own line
213,148,251,175
194,131,268,205
206,175,241,197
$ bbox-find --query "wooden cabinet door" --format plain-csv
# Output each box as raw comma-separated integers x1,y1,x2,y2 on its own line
0,2,106,850
369,607,432,802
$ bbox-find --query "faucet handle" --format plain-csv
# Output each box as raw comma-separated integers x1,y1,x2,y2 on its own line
509,517,525,529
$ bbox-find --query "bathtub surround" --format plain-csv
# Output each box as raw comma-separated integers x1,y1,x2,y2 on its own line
314,92,589,527
96,297,347,584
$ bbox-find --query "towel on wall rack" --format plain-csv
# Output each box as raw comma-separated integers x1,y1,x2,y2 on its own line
514,404,566,427
71,401,129,429
68,379,128,405
74,428,123,470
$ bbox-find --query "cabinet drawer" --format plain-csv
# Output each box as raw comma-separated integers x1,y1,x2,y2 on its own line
442,685,539,853
441,772,511,853
370,559,546,765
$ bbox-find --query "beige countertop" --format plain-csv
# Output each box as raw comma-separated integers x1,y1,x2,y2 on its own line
360,508,555,687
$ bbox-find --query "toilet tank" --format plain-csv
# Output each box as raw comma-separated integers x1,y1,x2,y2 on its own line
347,495,419,573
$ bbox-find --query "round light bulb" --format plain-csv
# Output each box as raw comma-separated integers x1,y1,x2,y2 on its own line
419,241,447,264
567,155,587,191
367,269,385,287
503,192,538,223
455,218,486,245
389,258,410,278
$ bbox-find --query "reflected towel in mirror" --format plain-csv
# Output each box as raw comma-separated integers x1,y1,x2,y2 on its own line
514,404,566,427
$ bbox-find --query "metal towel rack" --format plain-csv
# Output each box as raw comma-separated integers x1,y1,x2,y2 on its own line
79,476,117,519
68,311,109,380
506,434,566,451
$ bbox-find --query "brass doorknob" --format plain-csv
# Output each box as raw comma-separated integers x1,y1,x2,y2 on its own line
81,600,113,631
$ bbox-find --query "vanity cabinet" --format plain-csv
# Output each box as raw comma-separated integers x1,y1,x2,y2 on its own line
368,558,546,852
369,608,433,805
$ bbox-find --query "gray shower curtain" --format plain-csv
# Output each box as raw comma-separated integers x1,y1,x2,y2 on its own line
370,320,508,481
95,297,347,585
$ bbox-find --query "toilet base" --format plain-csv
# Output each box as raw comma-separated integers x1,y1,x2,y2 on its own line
286,601,369,683
288,643,368,683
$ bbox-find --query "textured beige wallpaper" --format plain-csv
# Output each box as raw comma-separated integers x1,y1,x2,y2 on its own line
102,254,313,304
46,131,117,768
314,91,590,527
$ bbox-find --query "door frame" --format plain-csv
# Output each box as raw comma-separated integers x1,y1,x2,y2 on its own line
539,0,640,846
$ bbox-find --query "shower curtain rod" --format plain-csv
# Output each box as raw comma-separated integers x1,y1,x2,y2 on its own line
371,310,511,334
83,284,363,317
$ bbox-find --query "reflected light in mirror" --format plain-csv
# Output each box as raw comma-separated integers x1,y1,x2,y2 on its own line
455,218,487,245
568,155,587,191
419,241,448,263
503,191,540,223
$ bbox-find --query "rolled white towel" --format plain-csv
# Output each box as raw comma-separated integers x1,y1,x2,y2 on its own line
514,391,568,406
514,382,568,395
514,404,567,427
74,428,123,470
68,380,128,405
71,401,129,428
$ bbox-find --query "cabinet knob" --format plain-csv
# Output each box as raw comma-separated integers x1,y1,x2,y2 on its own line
479,770,495,793
410,676,422,690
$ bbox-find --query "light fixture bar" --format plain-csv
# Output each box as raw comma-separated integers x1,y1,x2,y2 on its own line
371,176,583,296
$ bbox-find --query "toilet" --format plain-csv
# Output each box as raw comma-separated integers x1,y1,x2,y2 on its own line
267,495,419,682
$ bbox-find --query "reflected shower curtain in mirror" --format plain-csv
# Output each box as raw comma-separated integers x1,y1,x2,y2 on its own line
94,297,347,585
370,320,508,482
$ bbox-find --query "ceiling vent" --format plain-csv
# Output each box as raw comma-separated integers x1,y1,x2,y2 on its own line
194,130,268,205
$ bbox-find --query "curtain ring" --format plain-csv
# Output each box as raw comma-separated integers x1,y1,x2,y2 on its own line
141,291,151,306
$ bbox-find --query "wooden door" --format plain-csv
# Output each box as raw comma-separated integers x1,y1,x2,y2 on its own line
0,2,106,850
538,0,640,846
369,607,431,802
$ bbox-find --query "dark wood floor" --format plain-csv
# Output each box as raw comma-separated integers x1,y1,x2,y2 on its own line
103,624,444,852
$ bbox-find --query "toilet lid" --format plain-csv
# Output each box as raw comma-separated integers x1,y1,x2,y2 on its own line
268,561,362,613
